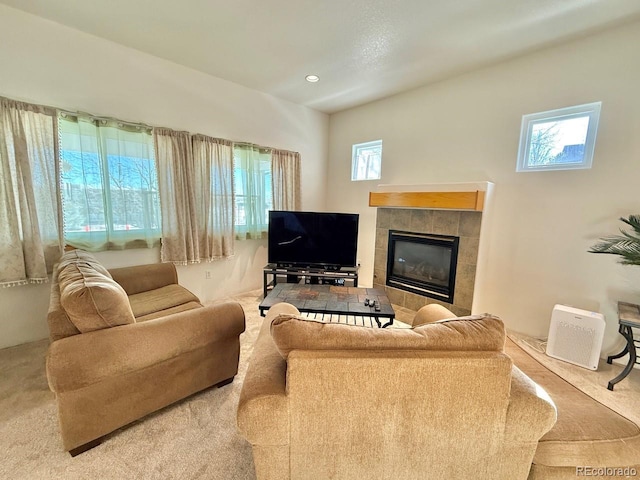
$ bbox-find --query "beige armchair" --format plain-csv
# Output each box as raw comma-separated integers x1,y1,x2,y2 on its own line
46,250,245,455
237,304,557,480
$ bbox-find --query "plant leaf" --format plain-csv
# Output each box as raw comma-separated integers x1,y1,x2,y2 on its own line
589,215,640,266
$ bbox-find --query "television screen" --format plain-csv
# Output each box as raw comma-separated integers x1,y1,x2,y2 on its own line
268,211,359,269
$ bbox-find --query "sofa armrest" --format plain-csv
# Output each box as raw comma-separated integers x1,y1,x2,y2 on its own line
47,301,245,392
237,303,299,446
109,263,179,295
505,366,557,441
412,304,456,327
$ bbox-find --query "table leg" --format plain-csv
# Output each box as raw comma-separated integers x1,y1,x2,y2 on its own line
263,271,268,298
607,326,636,390
607,324,630,364
381,318,394,328
372,317,394,328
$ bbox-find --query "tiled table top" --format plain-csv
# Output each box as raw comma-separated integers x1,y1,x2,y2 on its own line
259,283,395,318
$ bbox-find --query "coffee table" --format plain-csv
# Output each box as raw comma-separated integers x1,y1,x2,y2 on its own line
259,284,395,328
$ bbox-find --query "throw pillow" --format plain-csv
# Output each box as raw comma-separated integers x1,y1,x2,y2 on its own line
58,251,136,333
57,249,113,278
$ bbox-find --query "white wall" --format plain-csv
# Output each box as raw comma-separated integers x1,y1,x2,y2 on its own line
327,20,640,354
0,5,328,348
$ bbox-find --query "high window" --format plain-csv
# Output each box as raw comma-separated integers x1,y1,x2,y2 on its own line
516,102,601,172
58,113,161,251
351,139,382,181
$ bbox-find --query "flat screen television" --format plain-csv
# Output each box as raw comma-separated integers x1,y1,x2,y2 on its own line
268,210,359,269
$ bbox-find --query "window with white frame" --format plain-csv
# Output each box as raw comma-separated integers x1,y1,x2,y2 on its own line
351,139,382,181
233,144,272,239
58,113,161,251
516,102,601,172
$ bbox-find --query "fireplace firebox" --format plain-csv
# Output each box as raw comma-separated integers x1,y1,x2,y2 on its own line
386,230,459,303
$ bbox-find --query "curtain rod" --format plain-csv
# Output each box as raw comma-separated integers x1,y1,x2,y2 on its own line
232,141,299,156
233,141,272,152
58,110,153,130
3,94,299,156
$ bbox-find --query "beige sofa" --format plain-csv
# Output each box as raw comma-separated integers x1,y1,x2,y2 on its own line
505,339,640,479
409,304,640,479
416,306,640,479
237,303,557,480
47,249,246,455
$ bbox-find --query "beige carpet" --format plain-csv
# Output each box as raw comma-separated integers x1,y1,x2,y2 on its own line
0,290,265,480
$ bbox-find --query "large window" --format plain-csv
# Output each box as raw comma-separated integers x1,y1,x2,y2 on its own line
233,144,272,239
352,139,382,181
516,102,601,172
0,93,300,275
59,114,161,250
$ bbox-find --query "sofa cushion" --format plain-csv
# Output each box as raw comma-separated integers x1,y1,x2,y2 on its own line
128,284,201,318
57,249,113,279
57,251,135,333
412,303,457,327
270,313,505,360
136,301,203,322
47,266,82,342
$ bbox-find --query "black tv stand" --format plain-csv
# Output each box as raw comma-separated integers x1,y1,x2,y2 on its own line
263,264,359,297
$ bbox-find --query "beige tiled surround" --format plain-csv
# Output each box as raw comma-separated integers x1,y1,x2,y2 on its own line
373,208,482,317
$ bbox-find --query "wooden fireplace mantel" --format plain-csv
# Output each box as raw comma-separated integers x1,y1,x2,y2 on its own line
369,190,485,211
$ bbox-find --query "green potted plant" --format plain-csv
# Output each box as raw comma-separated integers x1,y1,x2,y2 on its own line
589,215,640,265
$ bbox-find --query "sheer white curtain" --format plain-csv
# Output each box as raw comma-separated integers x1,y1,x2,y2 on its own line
0,97,63,287
58,113,160,251
233,144,272,239
271,149,301,211
154,129,234,264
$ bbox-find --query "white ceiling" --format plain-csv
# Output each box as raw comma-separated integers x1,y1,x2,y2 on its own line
2,0,640,113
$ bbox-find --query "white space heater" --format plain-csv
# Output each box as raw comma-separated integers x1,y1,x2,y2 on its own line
546,304,605,370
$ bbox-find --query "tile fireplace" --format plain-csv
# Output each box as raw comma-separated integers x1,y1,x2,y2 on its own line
373,208,481,316
386,230,459,304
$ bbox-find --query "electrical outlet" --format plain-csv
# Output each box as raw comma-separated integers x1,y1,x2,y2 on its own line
205,271,211,279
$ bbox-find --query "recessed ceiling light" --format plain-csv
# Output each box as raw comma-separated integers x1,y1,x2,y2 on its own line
305,75,320,83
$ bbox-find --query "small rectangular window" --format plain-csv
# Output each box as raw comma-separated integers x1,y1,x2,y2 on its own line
352,139,382,181
516,102,601,172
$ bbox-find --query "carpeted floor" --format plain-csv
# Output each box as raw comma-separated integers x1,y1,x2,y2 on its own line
0,290,266,480
2,292,638,480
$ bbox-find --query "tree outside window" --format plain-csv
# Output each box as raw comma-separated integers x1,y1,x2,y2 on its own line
517,102,601,172
59,114,161,250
